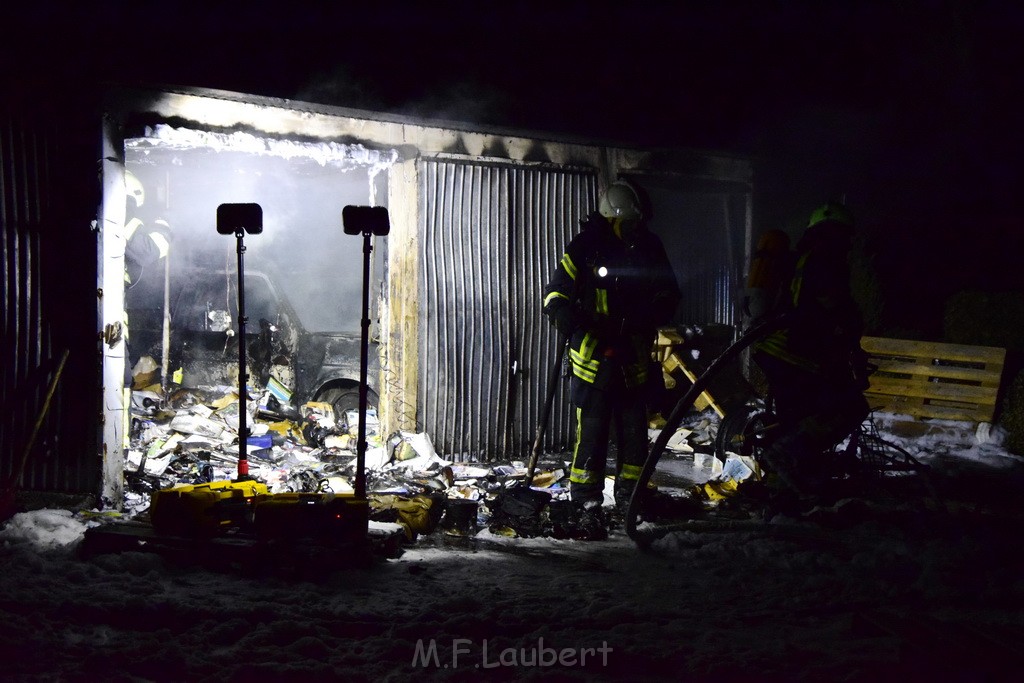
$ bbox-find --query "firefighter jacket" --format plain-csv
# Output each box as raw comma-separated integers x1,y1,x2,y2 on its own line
543,213,680,397
755,227,864,378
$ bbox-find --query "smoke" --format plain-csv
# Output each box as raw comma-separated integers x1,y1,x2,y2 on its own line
297,61,513,129
295,65,386,111
124,127,395,334
394,80,510,129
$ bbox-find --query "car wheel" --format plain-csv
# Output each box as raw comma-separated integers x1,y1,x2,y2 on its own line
315,386,379,432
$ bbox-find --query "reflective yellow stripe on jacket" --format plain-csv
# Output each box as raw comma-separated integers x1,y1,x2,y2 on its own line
543,253,578,308
595,288,608,315
560,253,578,280
543,290,568,307
754,251,819,371
569,332,600,383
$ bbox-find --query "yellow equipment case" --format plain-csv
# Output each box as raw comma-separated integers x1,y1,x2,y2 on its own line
150,479,269,538
149,480,369,546
84,483,396,570
252,492,369,544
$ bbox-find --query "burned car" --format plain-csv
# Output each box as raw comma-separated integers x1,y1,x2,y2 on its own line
120,126,392,428
126,265,379,427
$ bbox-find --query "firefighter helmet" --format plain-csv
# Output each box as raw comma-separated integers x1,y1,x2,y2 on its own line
807,201,853,229
126,171,145,209
598,180,643,221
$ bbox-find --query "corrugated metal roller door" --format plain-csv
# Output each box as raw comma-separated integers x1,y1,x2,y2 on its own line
418,159,596,461
1,108,97,494
509,167,597,461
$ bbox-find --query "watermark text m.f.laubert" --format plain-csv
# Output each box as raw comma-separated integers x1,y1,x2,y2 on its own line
412,637,613,669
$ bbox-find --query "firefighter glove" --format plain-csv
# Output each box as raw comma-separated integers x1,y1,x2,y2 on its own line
549,305,578,337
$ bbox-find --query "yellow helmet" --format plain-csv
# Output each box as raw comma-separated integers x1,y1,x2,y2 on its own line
125,171,145,209
807,201,853,229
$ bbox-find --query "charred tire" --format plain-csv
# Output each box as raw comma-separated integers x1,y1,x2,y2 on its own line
713,405,777,464
315,386,379,431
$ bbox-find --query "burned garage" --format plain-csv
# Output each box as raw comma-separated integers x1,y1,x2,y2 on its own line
74,84,754,539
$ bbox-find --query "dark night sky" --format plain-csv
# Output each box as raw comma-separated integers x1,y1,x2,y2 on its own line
5,0,1023,335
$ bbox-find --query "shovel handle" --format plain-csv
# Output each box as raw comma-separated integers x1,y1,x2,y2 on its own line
15,350,70,481
525,334,569,485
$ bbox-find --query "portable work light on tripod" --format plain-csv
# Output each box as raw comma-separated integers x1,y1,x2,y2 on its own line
216,202,263,480
342,205,389,499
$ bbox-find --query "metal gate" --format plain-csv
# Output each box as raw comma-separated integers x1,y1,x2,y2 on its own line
1,104,99,496
418,159,597,461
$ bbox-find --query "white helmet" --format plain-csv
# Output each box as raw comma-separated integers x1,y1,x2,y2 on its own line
598,180,642,221
125,171,145,209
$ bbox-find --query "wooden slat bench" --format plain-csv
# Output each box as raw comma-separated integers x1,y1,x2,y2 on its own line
861,336,1007,424
655,328,724,417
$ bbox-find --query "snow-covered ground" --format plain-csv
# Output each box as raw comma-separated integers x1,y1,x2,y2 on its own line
3,418,1024,682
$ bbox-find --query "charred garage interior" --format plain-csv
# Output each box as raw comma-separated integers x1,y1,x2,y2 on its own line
4,83,754,532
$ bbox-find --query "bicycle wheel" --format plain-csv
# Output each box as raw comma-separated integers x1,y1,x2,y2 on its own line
852,423,927,477
713,405,779,464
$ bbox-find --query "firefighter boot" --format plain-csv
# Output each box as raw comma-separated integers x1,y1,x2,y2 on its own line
573,501,608,541
762,445,813,496
761,445,823,518
611,480,637,528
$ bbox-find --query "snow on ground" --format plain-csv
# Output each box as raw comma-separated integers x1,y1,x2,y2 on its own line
3,420,1024,682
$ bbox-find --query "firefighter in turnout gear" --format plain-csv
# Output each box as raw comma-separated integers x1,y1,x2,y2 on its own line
124,171,171,288
123,171,173,388
752,201,870,495
741,228,794,326
543,180,680,539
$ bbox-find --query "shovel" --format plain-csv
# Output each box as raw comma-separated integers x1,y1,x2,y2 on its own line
0,350,69,524
485,334,567,537
523,333,569,487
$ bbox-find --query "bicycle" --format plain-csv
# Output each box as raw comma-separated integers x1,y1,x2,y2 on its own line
626,400,936,547
713,399,930,489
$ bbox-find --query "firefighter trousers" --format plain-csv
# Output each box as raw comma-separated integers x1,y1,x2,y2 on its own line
753,350,869,493
568,380,648,507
